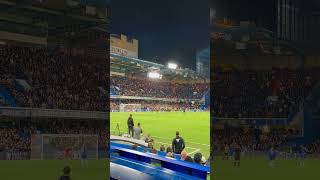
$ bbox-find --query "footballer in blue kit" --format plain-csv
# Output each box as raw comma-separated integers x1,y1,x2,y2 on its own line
268,146,276,167
297,144,308,166
80,143,88,167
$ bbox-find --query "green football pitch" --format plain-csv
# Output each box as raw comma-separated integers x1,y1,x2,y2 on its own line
0,160,108,180
212,156,320,180
110,111,210,158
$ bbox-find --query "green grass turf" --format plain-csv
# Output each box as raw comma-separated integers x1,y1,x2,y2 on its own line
212,156,320,180
110,111,210,158
0,160,108,180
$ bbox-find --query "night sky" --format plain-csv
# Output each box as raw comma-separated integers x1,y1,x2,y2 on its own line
111,0,209,69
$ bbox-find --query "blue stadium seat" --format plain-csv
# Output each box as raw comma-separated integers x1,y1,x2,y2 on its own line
0,86,16,107
110,145,210,179
110,155,203,180
137,146,145,152
110,142,132,149
157,151,167,156
174,154,181,160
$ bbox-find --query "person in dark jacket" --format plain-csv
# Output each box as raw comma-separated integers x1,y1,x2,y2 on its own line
172,131,185,154
127,114,134,137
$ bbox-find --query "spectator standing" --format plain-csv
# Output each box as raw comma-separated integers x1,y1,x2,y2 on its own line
127,114,134,137
133,123,143,140
172,131,185,154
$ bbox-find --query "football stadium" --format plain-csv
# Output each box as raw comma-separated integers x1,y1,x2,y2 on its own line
211,0,320,179
109,33,210,179
0,1,108,180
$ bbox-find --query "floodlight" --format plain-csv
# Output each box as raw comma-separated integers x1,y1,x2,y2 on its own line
168,62,177,69
148,72,161,79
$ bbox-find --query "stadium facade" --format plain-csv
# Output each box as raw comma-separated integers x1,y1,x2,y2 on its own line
110,34,138,58
196,47,210,78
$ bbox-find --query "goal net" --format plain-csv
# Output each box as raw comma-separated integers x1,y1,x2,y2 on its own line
119,103,141,112
30,134,98,160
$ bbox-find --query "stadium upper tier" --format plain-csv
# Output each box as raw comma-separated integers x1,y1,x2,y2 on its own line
0,45,107,111
110,75,209,100
212,68,320,118
111,53,207,81
110,99,202,112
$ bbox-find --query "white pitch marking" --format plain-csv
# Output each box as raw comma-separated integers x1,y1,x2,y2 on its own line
188,149,200,155
152,135,210,147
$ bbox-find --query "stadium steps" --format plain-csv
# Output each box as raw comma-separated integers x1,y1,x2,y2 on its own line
15,79,31,91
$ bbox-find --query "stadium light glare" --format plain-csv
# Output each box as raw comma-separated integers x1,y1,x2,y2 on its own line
168,62,177,69
148,72,161,79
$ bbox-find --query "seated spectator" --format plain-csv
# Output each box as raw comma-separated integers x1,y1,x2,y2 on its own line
159,145,165,152
131,144,138,150
193,152,203,165
151,148,157,154
166,147,173,158
181,150,193,163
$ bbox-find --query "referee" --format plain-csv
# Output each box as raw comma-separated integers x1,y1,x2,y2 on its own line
127,114,134,137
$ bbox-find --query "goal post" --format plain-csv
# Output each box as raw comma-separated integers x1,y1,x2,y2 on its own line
30,134,98,160
119,103,141,112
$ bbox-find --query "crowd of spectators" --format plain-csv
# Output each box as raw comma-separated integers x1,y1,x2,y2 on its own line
130,138,209,166
212,128,296,154
110,75,208,111
111,75,208,99
212,68,320,118
0,119,108,160
212,127,320,156
0,45,107,111
306,140,320,154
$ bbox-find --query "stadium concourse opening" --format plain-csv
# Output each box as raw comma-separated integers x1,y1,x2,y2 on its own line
211,0,320,179
0,1,109,180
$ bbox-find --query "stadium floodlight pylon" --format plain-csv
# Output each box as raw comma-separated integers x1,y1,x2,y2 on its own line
119,103,141,112
30,134,98,160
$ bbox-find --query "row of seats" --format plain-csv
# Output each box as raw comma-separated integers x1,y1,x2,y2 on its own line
110,142,182,159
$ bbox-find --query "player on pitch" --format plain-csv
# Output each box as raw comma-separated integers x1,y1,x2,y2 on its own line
80,142,88,167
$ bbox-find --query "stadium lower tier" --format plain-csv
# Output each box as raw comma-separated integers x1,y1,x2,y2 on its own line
110,141,210,179
212,127,320,156
110,99,206,112
0,118,107,160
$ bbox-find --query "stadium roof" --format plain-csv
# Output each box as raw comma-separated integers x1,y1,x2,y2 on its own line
211,24,305,56
0,0,109,38
111,53,207,81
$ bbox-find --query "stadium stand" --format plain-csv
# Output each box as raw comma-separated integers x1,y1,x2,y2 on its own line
212,68,319,118
110,139,209,179
0,0,109,166
111,75,208,99
0,45,107,111
0,118,107,160
110,74,209,112
211,17,320,160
